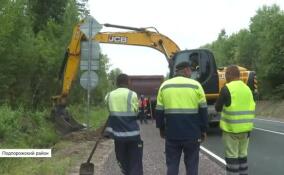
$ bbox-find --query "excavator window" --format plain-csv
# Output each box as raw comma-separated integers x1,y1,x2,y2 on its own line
173,51,199,79
189,53,201,80
173,51,212,83
198,52,211,83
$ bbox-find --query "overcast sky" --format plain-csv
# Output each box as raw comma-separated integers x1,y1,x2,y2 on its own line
89,0,284,76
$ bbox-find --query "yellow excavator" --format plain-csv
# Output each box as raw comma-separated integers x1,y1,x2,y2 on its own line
51,20,257,134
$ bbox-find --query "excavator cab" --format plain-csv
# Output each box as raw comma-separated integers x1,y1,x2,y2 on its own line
172,49,219,104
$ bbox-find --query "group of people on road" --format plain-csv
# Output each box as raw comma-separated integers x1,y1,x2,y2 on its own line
138,95,149,124
104,62,255,175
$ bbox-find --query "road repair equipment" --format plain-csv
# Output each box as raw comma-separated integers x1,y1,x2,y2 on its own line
51,16,257,134
79,120,108,175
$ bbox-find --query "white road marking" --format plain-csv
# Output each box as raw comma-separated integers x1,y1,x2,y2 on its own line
200,146,226,165
201,118,284,166
255,118,284,124
254,127,284,136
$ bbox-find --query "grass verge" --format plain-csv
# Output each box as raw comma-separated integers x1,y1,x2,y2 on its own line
0,104,108,175
256,100,284,120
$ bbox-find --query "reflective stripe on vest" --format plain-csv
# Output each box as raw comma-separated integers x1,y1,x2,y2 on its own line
221,118,254,124
222,110,255,115
199,102,208,108
220,80,255,133
127,90,133,111
107,88,138,117
164,108,198,114
156,77,206,114
106,127,140,137
161,83,199,91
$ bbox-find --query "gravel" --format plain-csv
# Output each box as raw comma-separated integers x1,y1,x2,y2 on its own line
100,122,225,175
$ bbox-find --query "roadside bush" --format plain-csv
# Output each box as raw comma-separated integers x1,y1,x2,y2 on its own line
68,104,108,129
0,105,59,148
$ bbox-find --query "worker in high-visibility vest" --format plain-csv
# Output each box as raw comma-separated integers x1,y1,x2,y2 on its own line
156,61,208,175
215,65,255,175
105,74,143,175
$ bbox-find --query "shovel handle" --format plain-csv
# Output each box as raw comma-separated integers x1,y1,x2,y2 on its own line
86,119,108,163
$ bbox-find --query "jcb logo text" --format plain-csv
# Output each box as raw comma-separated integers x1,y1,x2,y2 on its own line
109,36,128,43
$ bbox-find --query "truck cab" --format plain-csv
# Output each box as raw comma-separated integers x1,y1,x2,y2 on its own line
128,75,164,119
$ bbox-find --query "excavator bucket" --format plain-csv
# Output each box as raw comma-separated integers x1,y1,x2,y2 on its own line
51,96,85,135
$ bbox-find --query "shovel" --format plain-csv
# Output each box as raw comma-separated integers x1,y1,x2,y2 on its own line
79,120,108,175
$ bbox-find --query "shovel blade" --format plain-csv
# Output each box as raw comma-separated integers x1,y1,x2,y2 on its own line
79,162,94,175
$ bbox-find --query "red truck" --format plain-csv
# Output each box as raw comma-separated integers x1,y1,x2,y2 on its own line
128,75,164,100
128,75,164,119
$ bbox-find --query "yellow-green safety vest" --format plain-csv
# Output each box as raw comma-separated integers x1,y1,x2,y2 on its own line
156,76,207,114
220,80,255,133
105,88,140,138
106,88,138,116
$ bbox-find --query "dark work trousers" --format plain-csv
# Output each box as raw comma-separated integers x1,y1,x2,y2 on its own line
114,139,143,175
165,139,200,175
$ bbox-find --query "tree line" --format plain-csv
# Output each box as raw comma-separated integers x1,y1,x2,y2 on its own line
1,2,283,112
0,0,112,109
202,4,284,99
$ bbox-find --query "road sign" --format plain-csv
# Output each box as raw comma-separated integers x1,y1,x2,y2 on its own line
80,71,99,90
81,41,100,60
80,41,100,71
80,16,102,39
80,60,99,71
79,16,102,129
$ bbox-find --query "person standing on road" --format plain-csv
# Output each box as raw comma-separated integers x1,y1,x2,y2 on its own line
215,65,255,175
139,95,148,124
105,74,143,175
155,61,208,175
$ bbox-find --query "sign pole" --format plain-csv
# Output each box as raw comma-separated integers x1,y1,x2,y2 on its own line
79,15,102,129
87,17,93,130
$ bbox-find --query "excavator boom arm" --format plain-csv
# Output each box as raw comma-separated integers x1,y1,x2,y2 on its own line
95,31,180,60
58,23,180,98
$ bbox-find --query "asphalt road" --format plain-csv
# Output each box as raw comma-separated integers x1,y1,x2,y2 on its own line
102,122,224,175
202,118,284,175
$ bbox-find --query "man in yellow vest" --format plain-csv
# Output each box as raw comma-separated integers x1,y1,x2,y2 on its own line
105,74,143,175
215,65,255,175
156,61,208,175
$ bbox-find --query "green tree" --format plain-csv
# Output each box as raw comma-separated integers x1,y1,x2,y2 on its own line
230,29,256,69
92,54,111,105
250,5,284,98
0,0,90,108
108,68,123,89
203,4,284,99
0,0,36,107
28,0,68,33
204,29,236,67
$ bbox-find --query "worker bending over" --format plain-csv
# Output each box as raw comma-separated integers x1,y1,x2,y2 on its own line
156,61,208,175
